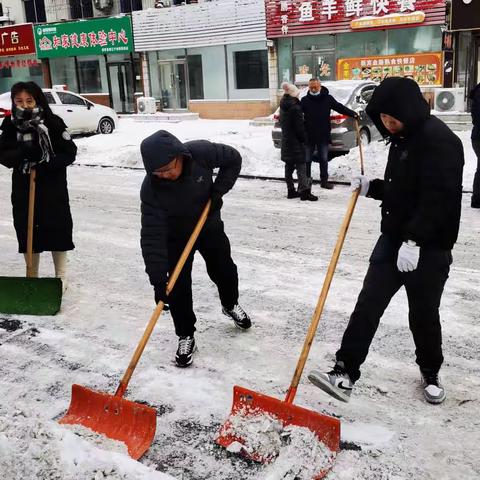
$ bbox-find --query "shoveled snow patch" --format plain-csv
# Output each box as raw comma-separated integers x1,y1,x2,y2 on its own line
222,408,335,479
0,409,173,480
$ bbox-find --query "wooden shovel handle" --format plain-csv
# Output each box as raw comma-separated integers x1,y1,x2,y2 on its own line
285,122,365,404
26,169,36,278
115,200,212,398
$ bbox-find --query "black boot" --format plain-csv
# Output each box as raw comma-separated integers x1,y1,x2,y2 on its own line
287,189,300,199
320,179,334,190
472,196,480,208
300,190,318,201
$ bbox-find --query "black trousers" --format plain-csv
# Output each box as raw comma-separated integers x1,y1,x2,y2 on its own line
472,139,480,206
336,235,452,383
167,220,239,337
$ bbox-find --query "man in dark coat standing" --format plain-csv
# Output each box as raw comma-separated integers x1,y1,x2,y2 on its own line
308,77,464,405
469,82,480,208
301,78,358,190
140,130,251,368
280,82,317,201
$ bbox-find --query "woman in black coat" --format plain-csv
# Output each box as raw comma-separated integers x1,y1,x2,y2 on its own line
0,82,77,285
279,82,317,201
469,82,480,208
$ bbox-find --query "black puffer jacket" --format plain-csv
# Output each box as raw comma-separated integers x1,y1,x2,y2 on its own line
0,114,77,253
365,77,464,250
301,87,357,144
279,94,305,164
140,130,241,288
469,83,480,141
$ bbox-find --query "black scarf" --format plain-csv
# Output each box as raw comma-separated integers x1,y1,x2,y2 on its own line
12,106,54,174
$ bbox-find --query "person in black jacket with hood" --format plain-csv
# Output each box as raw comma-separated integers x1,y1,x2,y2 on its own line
308,77,464,405
469,82,480,208
140,130,251,368
301,78,358,190
280,82,317,201
0,82,77,288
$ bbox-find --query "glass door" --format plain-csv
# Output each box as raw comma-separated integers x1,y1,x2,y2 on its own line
159,60,188,110
108,63,134,113
294,51,336,84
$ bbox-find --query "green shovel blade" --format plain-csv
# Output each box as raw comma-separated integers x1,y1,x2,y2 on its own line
0,277,62,315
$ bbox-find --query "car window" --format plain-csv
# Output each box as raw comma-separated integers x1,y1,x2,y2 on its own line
44,92,56,105
57,92,86,106
360,86,375,103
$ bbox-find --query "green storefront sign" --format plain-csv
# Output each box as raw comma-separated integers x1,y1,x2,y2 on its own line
34,16,133,59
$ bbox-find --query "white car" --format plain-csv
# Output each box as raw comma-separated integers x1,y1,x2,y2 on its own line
0,88,118,135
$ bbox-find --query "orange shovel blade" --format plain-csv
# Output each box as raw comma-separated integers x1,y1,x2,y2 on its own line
59,384,157,460
216,386,340,478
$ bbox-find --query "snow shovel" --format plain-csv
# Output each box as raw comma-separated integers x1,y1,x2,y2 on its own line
0,169,62,315
59,200,211,460
216,121,366,477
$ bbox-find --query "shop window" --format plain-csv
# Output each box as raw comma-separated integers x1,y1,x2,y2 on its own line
278,37,293,85
120,0,143,12
78,59,102,93
57,92,86,106
70,0,93,19
187,55,204,100
44,92,55,105
387,26,442,55
337,31,387,59
0,66,12,78
234,50,268,89
29,64,43,78
293,35,334,52
24,0,46,23
49,57,78,93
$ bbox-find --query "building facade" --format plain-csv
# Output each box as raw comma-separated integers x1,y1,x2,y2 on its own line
133,0,272,118
267,0,448,97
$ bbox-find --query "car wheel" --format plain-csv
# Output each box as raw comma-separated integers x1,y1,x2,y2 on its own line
98,117,114,134
359,128,370,146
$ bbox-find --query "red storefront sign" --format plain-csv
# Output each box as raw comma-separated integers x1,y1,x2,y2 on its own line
266,0,447,37
0,24,36,57
0,58,40,70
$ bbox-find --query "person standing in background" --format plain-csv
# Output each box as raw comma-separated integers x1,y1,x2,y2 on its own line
469,82,480,208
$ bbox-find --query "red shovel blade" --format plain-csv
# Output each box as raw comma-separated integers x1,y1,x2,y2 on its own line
216,386,340,478
59,384,157,460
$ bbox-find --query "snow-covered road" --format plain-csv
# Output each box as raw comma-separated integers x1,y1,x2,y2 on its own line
0,119,479,479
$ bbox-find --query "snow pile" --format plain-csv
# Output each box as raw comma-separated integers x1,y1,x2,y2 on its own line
222,408,335,479
0,409,172,480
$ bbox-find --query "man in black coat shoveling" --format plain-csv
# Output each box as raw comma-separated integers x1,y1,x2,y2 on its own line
301,78,358,190
308,77,464,405
140,130,251,368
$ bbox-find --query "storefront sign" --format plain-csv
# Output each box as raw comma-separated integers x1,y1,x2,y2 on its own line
337,52,443,85
0,24,36,57
450,0,480,31
350,11,425,29
266,1,446,37
34,16,133,59
0,58,40,69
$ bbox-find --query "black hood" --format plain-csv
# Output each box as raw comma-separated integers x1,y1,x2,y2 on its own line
469,83,480,100
280,94,300,111
366,77,430,138
140,130,191,174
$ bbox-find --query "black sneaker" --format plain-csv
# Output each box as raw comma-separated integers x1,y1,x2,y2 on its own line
320,180,334,190
308,361,353,403
300,191,318,201
420,370,446,404
175,336,196,368
222,304,251,330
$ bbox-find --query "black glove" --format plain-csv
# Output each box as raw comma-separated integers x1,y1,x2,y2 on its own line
154,286,169,311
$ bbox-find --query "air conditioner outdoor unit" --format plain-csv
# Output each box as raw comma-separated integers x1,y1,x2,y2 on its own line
137,97,157,114
434,88,465,113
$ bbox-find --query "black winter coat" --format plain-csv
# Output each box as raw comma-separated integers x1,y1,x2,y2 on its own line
365,77,464,250
0,114,77,253
279,94,305,164
140,130,241,289
469,83,480,141
301,87,357,144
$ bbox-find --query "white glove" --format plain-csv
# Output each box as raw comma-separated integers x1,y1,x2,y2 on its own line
397,241,420,272
350,175,370,196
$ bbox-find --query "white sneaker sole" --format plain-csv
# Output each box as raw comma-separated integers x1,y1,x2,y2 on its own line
423,390,446,404
308,372,351,403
